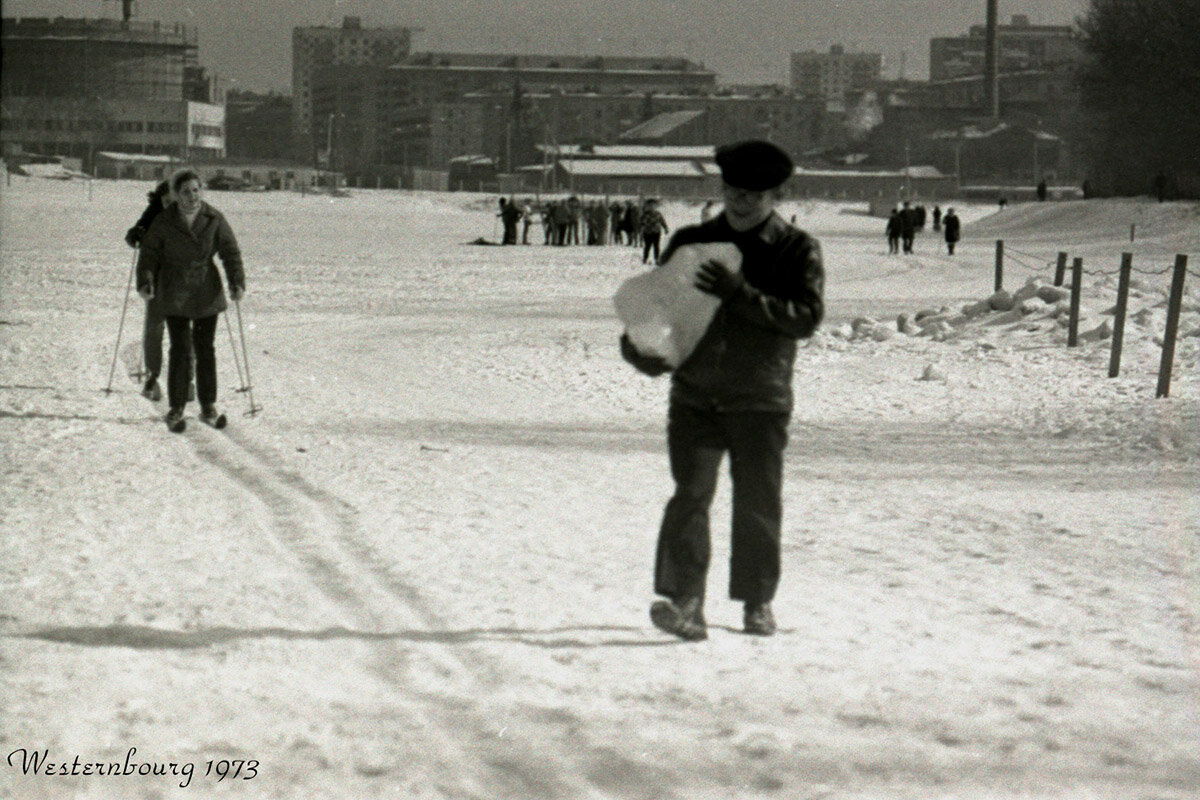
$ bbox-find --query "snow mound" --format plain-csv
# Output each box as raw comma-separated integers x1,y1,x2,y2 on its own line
16,162,91,180
967,199,1200,249
833,275,1200,355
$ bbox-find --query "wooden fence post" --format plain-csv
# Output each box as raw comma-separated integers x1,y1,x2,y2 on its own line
994,240,1004,292
1067,257,1083,347
1108,253,1133,378
1156,254,1189,398
1054,252,1067,286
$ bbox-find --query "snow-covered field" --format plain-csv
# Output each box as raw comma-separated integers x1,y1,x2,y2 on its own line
1,177,1198,800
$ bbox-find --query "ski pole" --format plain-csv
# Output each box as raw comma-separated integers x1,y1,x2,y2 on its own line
233,299,262,417
223,309,247,393
104,248,138,394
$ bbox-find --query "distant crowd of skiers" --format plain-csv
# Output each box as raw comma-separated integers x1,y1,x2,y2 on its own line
496,196,671,263
885,200,960,255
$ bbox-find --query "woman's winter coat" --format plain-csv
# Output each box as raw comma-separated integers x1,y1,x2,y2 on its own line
136,202,244,319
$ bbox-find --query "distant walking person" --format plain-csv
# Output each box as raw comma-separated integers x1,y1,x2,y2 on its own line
899,200,917,254
942,207,961,255
1036,179,1048,202
932,204,942,232
137,169,245,432
885,208,902,254
640,198,669,264
521,199,533,244
610,202,625,244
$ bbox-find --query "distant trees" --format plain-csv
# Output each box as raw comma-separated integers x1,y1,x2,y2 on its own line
1076,0,1200,198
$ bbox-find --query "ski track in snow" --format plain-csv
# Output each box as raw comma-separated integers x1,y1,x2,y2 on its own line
184,425,630,799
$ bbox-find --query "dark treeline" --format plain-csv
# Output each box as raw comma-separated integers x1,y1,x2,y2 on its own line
1076,0,1200,199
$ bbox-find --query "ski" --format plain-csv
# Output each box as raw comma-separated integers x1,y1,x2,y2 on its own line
199,412,227,430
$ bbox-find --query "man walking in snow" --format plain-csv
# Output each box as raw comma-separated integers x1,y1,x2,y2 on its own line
639,198,669,264
942,207,961,255
899,200,917,254
885,208,902,254
620,140,824,640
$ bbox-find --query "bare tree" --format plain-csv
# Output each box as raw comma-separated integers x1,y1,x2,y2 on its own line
1076,0,1200,197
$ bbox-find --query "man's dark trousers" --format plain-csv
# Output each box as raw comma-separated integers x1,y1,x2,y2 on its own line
654,401,789,605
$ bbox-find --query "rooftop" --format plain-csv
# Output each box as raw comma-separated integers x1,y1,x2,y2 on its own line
394,52,712,75
557,159,711,178
540,144,716,160
1,16,197,46
618,110,706,141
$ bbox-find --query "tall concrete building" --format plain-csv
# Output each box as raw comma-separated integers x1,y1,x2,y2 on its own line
292,16,415,163
790,45,883,107
388,87,825,185
929,15,1079,81
1,13,224,169
308,51,719,181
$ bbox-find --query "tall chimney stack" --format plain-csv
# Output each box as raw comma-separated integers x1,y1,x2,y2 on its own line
122,0,134,23
983,0,1000,118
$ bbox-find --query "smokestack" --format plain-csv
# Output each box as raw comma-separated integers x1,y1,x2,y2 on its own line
983,0,1000,118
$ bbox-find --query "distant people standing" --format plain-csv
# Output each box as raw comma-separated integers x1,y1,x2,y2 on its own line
943,207,961,255
899,200,917,254
998,195,1008,209
610,202,625,244
590,201,609,245
915,204,927,230
541,201,554,245
566,196,582,245
520,199,533,244
885,208,902,254
932,204,942,232
639,198,669,264
552,200,570,246
498,197,521,245
622,201,640,247
1036,179,1048,202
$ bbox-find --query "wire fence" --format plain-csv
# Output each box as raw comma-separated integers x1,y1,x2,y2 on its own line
1001,244,1057,277
986,240,1192,397
1000,243,1196,279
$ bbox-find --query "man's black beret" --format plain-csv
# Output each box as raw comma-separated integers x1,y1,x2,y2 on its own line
715,140,795,191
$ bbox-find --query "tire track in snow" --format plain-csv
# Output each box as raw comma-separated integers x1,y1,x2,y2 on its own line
184,425,658,800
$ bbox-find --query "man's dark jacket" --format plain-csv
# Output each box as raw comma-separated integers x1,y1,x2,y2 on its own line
658,211,824,413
